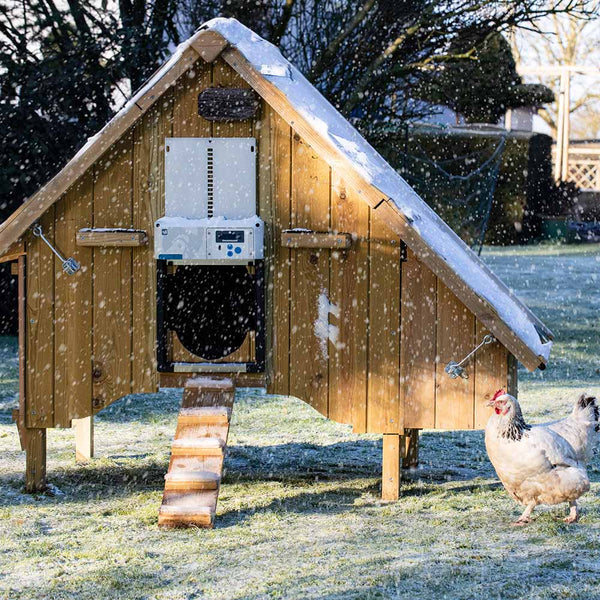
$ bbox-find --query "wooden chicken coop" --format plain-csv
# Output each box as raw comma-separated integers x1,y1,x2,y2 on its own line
0,18,553,524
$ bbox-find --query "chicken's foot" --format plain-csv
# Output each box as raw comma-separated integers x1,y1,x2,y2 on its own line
564,501,579,524
512,502,536,526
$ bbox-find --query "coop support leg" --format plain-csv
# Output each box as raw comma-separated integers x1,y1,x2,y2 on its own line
403,429,420,469
74,416,94,462
382,433,405,501
25,428,47,492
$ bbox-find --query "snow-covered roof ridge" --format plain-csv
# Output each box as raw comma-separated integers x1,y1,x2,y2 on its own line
203,18,553,366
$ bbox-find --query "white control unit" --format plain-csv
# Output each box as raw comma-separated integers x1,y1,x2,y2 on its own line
155,216,264,262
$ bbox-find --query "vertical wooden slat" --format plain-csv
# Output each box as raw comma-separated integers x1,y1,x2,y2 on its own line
289,133,330,415
367,211,402,433
93,134,134,407
132,92,173,391
172,59,212,138
435,281,475,429
26,208,55,428
264,110,291,395
329,174,369,431
54,175,93,425
257,102,273,381
507,353,518,397
17,254,27,447
474,322,508,428
401,249,437,429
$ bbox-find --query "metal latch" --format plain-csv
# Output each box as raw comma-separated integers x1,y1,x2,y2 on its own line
32,224,80,275
445,334,496,379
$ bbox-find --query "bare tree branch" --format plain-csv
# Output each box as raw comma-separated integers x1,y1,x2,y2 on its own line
308,0,377,81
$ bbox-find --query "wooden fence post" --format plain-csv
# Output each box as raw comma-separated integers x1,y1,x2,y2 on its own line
403,429,420,469
25,429,47,492
74,416,94,462
382,433,405,501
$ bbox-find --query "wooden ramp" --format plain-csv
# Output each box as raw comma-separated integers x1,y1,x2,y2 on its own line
158,377,235,528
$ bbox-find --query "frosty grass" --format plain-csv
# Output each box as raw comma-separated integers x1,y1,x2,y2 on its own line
1,244,599,599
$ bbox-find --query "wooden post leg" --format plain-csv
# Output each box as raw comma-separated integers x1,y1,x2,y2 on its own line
25,429,47,492
73,416,94,462
382,433,404,501
403,429,420,470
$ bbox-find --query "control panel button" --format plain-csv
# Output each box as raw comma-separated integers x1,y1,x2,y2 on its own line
227,251,233,257
227,244,233,250
234,246,242,254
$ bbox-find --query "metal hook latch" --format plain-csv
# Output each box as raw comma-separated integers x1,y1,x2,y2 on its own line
32,224,80,275
445,334,496,379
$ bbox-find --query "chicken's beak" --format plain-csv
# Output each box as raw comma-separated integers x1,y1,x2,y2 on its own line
486,398,496,407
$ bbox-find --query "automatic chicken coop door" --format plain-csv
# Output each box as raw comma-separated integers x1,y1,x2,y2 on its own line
155,137,265,373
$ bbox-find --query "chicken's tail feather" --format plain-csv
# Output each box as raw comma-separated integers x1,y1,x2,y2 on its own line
575,393,600,432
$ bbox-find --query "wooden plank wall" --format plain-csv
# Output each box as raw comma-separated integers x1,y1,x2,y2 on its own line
54,174,93,424
24,86,176,425
329,174,368,431
289,133,331,415
132,98,172,392
26,208,55,428
92,135,134,409
367,210,402,433
264,122,403,432
401,249,508,430
23,56,510,433
261,108,291,395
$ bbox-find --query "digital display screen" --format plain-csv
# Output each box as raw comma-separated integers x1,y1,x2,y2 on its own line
215,230,244,243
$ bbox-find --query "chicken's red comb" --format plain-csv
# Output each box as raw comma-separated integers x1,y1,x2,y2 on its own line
491,389,506,402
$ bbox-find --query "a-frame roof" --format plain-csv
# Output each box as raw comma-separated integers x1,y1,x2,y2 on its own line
0,17,553,371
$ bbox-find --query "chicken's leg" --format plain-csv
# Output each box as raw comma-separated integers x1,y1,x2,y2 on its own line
512,502,536,526
564,501,579,524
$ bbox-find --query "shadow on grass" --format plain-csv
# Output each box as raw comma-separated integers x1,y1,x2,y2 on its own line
0,436,495,514
0,440,380,504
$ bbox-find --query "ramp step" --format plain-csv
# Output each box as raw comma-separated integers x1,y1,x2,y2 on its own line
158,505,214,528
165,470,220,490
172,437,225,456
178,407,230,426
184,377,236,392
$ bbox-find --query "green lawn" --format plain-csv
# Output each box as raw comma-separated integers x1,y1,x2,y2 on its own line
1,244,600,600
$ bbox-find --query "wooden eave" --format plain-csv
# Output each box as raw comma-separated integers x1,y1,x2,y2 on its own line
0,27,551,372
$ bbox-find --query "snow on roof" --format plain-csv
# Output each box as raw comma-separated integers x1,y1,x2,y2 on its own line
203,18,552,363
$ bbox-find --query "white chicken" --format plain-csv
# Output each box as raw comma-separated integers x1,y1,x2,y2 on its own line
485,389,598,525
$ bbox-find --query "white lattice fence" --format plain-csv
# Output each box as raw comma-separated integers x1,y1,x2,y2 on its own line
567,159,600,190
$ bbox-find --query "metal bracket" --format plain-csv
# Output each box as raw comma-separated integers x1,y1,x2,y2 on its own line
445,361,469,379
445,334,496,379
32,224,80,275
